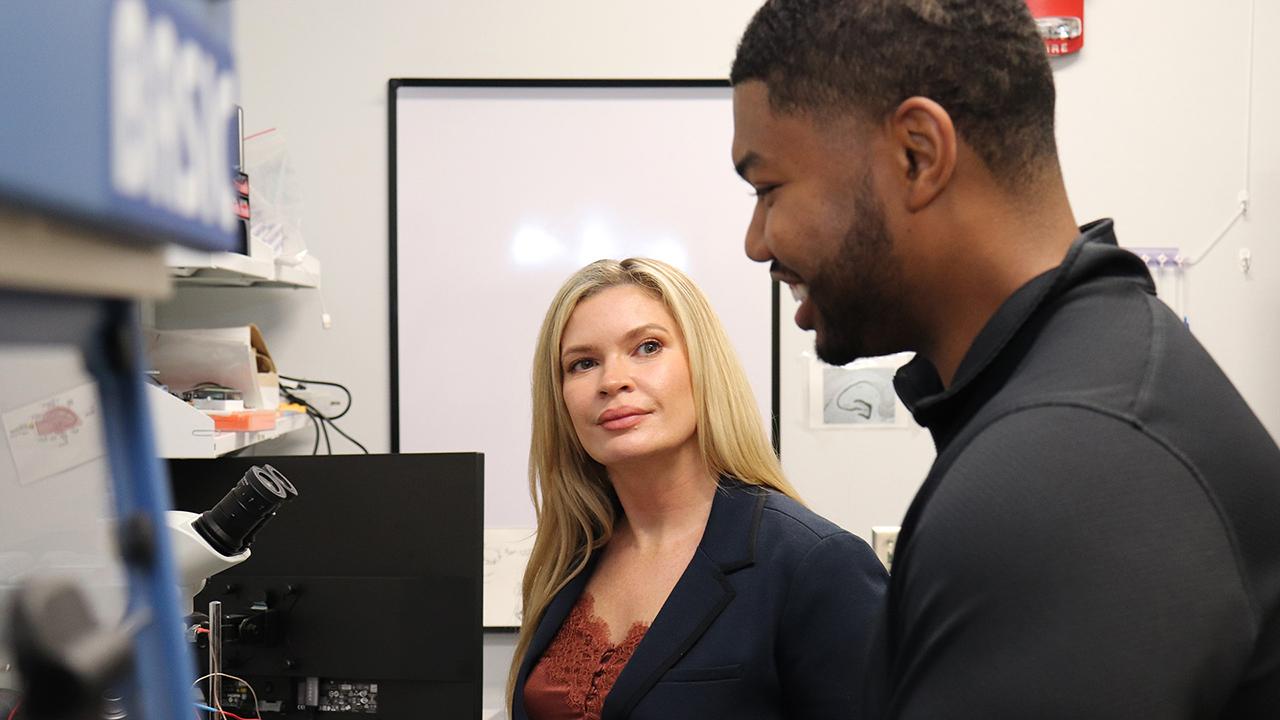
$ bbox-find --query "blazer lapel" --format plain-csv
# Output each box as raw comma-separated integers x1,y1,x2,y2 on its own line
601,483,767,720
512,553,600,720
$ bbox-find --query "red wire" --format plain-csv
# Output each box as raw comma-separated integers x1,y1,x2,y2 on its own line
243,128,277,142
8,699,22,720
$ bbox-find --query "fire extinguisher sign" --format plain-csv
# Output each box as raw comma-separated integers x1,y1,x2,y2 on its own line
1026,0,1084,56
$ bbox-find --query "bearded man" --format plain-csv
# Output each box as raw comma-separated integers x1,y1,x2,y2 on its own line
730,1,1280,718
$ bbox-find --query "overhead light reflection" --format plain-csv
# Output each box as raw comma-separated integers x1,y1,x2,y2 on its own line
577,217,622,265
641,236,691,271
510,224,565,267
510,215,695,272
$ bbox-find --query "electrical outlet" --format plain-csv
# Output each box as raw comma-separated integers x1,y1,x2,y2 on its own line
872,526,900,572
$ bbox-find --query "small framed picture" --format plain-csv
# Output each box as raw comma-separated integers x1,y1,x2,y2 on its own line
808,353,914,429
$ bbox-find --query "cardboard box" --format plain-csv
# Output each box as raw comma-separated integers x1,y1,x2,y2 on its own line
150,324,281,409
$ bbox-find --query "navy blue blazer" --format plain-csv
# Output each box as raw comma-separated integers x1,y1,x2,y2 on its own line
512,481,888,720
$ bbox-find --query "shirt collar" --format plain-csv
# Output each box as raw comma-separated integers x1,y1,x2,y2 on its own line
894,219,1151,440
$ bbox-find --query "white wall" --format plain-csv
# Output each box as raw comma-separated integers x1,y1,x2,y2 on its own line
160,1,1278,718
1056,0,1280,426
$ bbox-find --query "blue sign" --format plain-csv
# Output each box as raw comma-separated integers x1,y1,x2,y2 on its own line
0,0,239,252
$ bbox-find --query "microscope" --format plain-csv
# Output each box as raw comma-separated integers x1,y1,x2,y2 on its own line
168,464,298,615
6,465,297,720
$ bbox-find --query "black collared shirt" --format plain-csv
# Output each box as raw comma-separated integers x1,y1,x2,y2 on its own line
869,220,1280,718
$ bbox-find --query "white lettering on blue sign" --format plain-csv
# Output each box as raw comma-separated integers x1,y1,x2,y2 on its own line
110,0,236,231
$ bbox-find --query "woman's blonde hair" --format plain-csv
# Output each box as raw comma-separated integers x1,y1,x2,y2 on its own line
506,258,800,710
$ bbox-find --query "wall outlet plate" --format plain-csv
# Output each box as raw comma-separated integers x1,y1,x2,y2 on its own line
871,526,901,572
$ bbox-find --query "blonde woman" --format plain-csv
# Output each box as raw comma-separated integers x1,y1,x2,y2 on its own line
509,258,887,720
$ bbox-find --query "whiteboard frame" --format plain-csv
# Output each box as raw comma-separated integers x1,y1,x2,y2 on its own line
387,78,780,515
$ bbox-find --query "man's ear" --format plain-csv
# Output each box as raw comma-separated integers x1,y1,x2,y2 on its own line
888,97,956,212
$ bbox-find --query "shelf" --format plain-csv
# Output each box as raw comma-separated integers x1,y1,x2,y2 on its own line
1,204,172,299
147,384,311,458
165,241,320,288
257,253,321,288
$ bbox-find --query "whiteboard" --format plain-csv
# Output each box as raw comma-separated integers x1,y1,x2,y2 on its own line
391,82,774,530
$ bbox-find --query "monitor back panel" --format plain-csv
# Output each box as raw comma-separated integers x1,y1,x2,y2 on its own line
169,453,483,719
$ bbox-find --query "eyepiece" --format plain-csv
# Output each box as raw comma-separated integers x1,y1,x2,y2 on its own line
249,465,289,499
261,464,298,497
192,465,298,557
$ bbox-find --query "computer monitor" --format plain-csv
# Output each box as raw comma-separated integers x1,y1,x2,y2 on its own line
168,453,482,719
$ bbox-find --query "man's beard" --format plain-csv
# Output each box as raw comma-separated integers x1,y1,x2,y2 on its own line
809,177,906,366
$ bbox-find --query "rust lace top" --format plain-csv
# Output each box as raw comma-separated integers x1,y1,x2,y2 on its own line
523,592,649,720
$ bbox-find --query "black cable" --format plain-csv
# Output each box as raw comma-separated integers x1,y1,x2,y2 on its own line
280,385,365,454
321,416,369,454
190,382,237,390
279,379,343,417
277,375,353,420
281,386,322,456
281,386,322,453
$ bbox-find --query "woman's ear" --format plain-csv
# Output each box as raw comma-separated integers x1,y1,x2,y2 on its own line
888,97,956,212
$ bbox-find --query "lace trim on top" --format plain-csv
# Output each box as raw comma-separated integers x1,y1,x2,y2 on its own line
533,591,649,718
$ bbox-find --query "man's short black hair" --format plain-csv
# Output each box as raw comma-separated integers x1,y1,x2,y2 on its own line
731,0,1059,187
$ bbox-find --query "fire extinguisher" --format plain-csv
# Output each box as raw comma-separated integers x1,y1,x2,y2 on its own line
1026,0,1084,56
